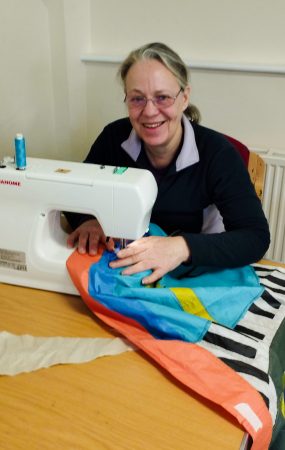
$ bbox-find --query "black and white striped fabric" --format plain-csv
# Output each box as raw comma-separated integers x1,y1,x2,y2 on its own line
197,264,285,427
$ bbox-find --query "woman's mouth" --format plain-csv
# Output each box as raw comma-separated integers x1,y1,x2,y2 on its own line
143,121,165,129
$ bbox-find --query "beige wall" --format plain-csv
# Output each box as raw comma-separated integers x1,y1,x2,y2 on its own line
88,0,285,153
0,0,90,161
0,0,284,162
91,0,285,63
0,1,55,158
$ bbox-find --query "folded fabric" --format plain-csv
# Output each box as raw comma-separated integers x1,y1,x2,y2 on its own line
88,223,264,343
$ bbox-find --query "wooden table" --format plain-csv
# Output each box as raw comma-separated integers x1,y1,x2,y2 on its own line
0,283,246,450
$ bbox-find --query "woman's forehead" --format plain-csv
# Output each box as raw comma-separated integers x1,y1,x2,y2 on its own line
125,59,178,91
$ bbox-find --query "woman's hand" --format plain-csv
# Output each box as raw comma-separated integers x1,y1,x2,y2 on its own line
67,219,115,255
109,235,190,284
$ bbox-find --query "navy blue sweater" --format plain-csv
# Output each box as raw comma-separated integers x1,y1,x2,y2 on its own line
67,117,270,268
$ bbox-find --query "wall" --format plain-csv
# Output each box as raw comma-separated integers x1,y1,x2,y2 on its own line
0,0,284,163
43,0,91,161
86,0,285,153
0,0,90,161
0,1,55,159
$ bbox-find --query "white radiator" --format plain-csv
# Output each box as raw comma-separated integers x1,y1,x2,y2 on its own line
255,149,285,263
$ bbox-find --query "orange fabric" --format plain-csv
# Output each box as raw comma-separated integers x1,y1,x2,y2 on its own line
67,249,272,450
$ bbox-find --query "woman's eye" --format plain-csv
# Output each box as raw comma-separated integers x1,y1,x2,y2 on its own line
155,95,171,104
131,96,145,104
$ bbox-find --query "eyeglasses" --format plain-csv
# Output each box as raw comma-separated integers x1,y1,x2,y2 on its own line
124,88,183,110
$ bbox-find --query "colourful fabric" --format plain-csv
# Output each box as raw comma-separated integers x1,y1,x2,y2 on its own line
88,224,264,343
66,227,285,449
67,250,285,450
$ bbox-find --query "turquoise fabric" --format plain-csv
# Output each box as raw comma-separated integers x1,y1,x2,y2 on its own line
160,266,262,327
88,224,264,343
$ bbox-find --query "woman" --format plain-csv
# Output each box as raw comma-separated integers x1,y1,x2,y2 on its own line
66,42,270,284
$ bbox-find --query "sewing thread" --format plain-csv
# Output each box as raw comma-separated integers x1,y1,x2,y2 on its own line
15,133,26,170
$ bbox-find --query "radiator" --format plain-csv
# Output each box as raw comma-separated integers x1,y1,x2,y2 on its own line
256,149,285,263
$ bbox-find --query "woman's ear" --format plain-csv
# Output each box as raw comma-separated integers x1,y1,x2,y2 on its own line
182,85,191,111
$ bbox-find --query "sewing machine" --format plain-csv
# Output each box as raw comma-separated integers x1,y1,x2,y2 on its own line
0,157,158,295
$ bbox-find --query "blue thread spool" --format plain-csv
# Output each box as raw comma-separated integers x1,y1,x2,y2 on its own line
15,133,27,170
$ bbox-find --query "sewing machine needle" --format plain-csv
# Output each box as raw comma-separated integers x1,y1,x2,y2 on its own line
120,239,127,249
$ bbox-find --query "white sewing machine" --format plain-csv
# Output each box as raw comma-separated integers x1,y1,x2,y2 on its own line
0,157,158,295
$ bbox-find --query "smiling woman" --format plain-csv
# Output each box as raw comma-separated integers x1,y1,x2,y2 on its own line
123,59,188,169
65,42,270,284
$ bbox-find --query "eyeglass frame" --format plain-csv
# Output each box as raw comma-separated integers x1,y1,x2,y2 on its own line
124,87,183,110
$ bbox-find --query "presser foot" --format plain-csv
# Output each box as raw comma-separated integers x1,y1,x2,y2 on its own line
114,239,132,254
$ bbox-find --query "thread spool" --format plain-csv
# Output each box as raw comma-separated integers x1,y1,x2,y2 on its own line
15,133,26,170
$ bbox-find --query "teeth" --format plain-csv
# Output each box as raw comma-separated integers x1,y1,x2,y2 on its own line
144,122,162,128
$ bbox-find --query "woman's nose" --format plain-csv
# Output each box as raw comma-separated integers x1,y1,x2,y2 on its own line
142,99,159,114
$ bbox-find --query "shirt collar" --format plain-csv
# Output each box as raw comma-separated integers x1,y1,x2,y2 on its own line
121,114,199,171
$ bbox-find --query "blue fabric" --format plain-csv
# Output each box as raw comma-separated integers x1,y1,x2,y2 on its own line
88,224,264,343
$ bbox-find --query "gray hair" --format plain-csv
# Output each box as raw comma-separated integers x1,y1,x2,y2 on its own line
118,42,201,123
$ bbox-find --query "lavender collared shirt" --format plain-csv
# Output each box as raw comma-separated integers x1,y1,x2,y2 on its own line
121,114,224,234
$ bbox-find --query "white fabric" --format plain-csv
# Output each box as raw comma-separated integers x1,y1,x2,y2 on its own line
0,331,135,376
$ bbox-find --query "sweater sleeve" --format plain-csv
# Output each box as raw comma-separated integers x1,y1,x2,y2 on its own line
182,141,270,267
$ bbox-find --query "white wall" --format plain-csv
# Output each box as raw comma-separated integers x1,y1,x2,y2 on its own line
0,0,284,163
44,0,91,161
0,0,90,161
90,0,285,63
87,0,285,153
0,1,55,158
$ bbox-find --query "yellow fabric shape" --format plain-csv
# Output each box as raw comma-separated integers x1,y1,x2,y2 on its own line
170,287,213,321
281,372,285,418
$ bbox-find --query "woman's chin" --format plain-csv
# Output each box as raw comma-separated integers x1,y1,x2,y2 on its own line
141,130,167,148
